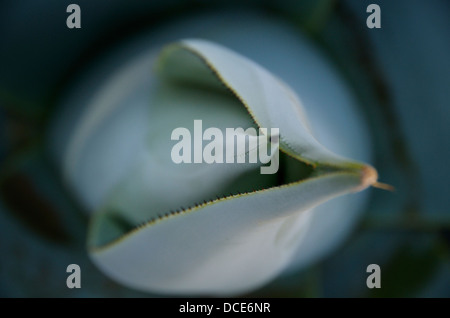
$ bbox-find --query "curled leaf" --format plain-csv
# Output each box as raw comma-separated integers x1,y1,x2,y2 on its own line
87,39,378,295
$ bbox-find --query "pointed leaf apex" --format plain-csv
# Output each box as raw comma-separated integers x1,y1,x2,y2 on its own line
355,165,378,192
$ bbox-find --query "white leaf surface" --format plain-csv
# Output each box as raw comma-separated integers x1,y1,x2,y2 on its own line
88,39,378,295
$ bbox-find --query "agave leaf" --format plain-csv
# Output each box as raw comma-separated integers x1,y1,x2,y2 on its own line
90,173,365,295
158,39,355,167
88,39,377,295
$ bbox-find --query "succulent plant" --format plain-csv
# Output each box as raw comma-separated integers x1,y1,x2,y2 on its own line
1,1,449,297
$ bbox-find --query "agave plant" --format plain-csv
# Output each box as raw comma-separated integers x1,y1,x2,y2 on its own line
3,1,448,298
84,39,384,295
48,25,389,294
0,8,382,295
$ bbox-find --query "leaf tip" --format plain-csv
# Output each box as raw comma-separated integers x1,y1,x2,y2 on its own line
372,181,396,192
354,165,395,192
355,165,378,192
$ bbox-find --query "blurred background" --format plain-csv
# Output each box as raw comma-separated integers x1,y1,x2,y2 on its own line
0,0,449,297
